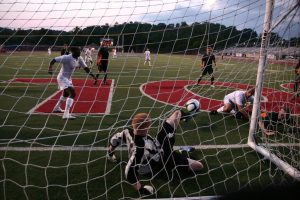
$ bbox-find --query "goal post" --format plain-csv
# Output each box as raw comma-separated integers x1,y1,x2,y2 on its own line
248,0,300,181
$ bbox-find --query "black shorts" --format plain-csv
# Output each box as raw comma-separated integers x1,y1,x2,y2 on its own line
97,63,108,72
156,122,189,171
202,66,213,76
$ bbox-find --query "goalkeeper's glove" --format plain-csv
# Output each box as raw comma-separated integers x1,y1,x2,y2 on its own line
180,109,199,122
139,185,154,196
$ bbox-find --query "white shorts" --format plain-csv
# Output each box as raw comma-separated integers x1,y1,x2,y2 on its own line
85,56,93,63
57,76,73,90
224,95,235,106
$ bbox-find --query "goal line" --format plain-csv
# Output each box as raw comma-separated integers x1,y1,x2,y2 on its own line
0,143,299,152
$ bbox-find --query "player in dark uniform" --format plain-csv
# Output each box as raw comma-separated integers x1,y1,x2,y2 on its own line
60,44,69,56
107,110,204,196
94,41,110,85
291,59,300,100
197,47,217,87
259,107,293,136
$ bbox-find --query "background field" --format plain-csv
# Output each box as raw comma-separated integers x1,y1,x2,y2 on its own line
0,51,297,199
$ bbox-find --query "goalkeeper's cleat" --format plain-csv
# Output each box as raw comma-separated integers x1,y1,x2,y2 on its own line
107,154,117,163
139,185,154,196
53,107,64,113
62,114,76,120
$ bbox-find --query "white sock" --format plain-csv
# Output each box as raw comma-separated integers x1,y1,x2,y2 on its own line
217,106,224,113
64,98,74,116
54,96,66,110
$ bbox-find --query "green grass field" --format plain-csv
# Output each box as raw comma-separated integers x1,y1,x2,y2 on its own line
0,51,297,199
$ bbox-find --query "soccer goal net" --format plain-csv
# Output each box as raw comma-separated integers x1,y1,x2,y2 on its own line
0,0,299,199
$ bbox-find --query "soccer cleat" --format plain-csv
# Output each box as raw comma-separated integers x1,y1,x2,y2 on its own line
62,114,76,120
210,84,215,88
53,108,64,113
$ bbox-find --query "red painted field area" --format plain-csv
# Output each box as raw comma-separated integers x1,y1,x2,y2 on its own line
12,78,113,114
141,80,300,114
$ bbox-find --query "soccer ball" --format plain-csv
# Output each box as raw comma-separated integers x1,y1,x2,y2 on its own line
185,99,200,112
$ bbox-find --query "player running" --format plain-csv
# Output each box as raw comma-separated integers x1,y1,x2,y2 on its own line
107,110,204,196
48,46,97,119
144,48,151,66
94,41,110,85
196,47,216,87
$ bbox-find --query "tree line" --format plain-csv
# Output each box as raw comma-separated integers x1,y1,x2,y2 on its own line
0,21,298,54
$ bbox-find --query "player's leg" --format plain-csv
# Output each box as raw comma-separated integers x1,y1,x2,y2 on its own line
53,91,68,113
102,64,108,85
209,68,215,87
94,65,101,85
62,87,76,119
217,96,233,113
53,77,70,113
197,68,207,84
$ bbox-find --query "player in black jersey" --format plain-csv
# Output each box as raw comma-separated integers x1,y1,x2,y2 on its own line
94,40,110,85
107,111,204,196
197,47,216,87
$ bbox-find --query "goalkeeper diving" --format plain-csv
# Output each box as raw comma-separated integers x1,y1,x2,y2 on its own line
107,108,204,196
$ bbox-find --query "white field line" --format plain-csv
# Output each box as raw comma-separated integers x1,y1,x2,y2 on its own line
0,143,299,151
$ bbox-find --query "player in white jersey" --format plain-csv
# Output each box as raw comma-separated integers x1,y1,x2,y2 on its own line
47,47,52,56
48,47,97,119
84,47,93,67
112,48,117,59
216,88,255,120
144,48,151,66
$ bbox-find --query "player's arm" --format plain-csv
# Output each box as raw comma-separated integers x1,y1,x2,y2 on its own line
166,110,182,129
258,118,275,136
125,143,153,196
201,60,205,68
236,104,249,119
83,67,96,80
97,50,102,65
80,57,96,80
107,131,128,162
213,55,216,67
48,59,56,75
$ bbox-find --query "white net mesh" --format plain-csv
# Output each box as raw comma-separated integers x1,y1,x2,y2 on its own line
0,0,299,199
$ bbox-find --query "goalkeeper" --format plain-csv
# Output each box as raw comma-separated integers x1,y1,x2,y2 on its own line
107,110,204,196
